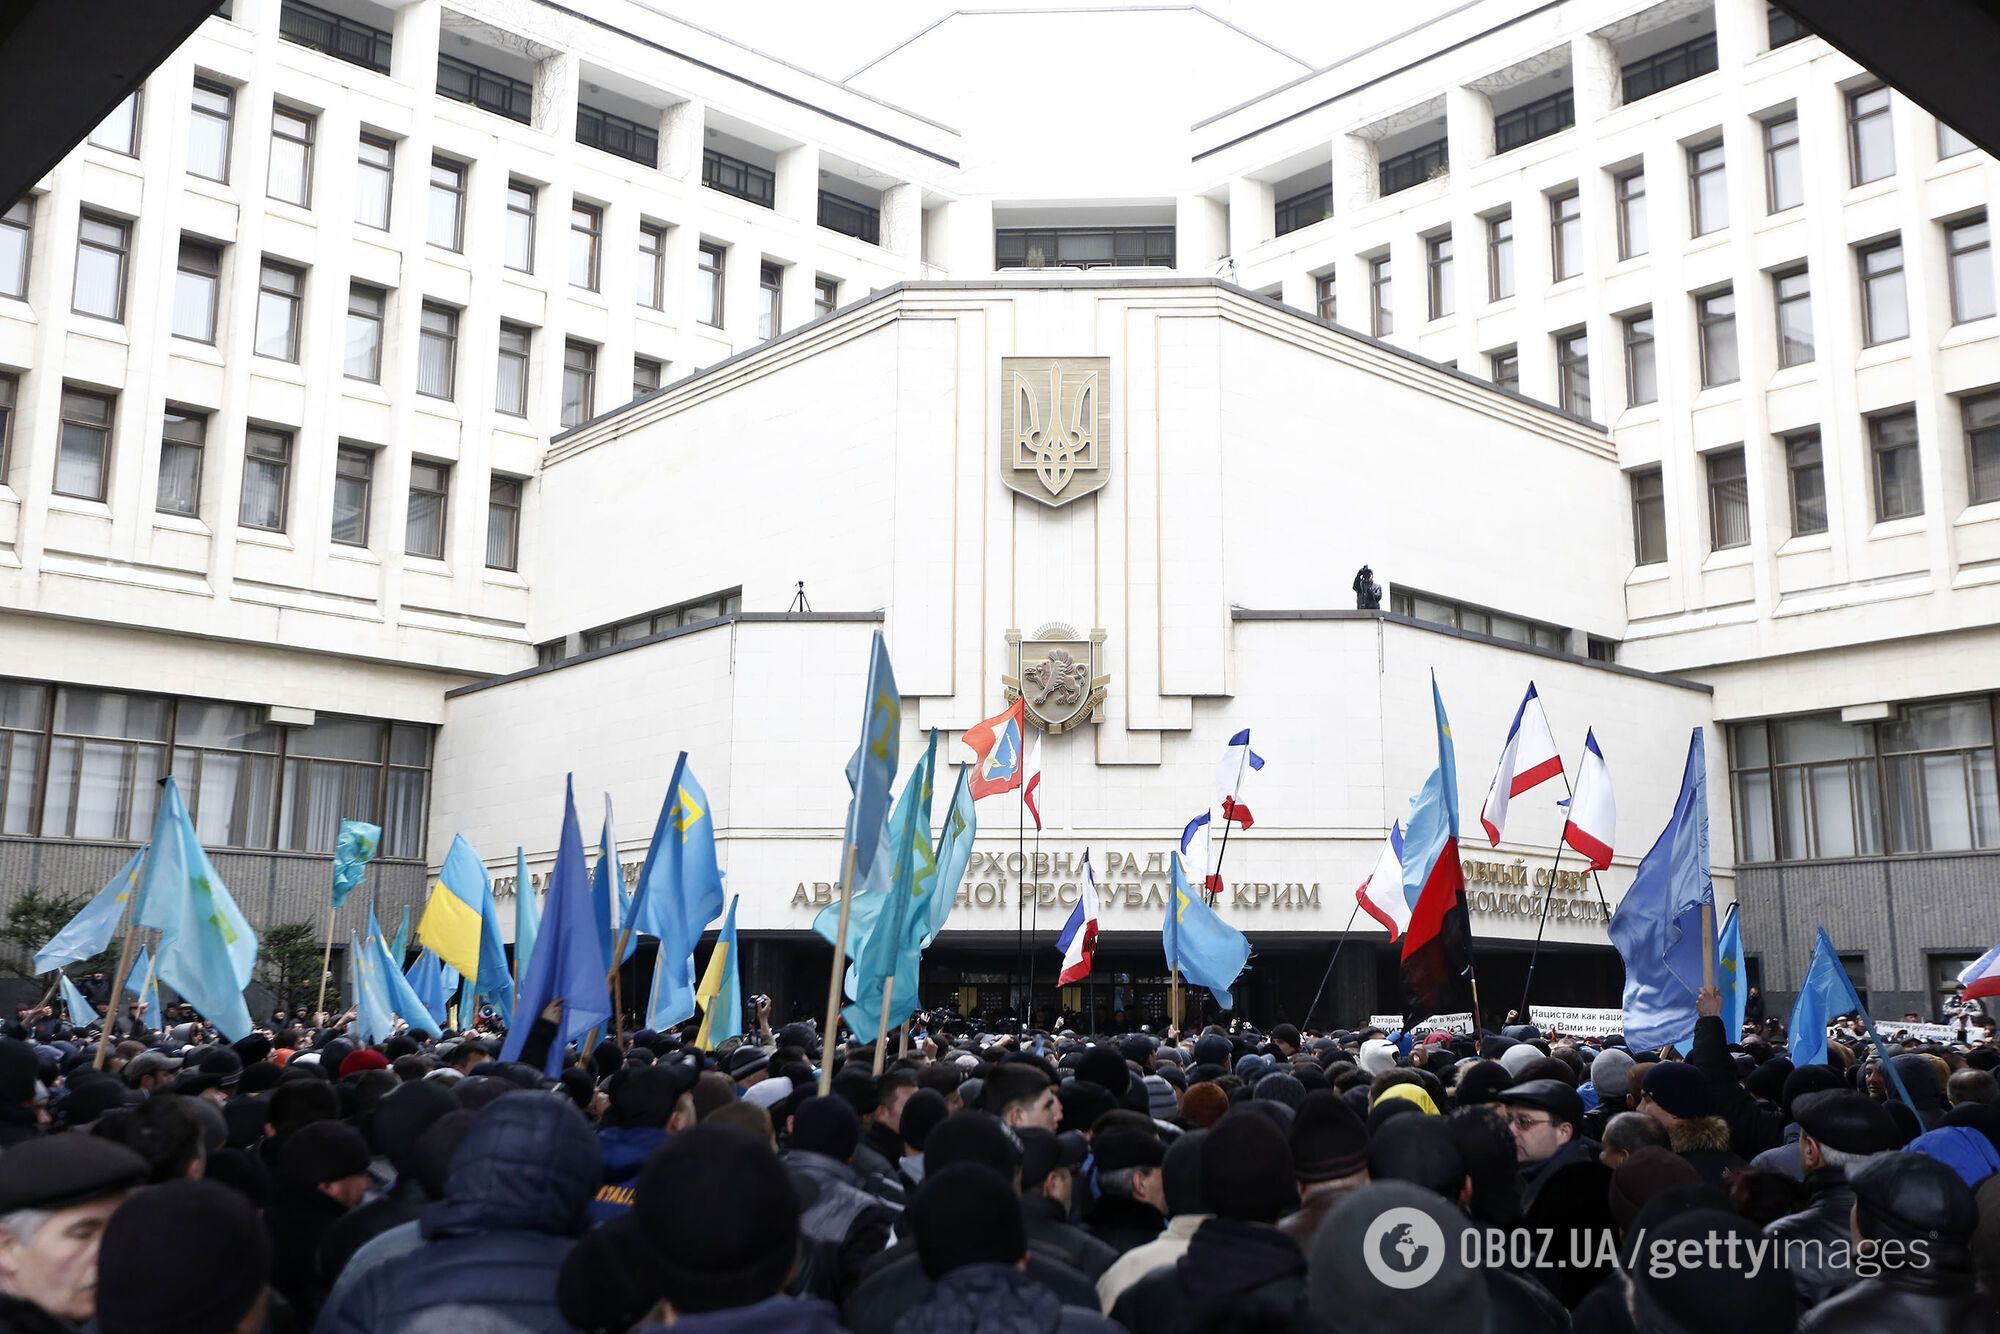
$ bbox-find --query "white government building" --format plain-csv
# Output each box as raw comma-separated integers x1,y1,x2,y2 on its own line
0,0,1993,1026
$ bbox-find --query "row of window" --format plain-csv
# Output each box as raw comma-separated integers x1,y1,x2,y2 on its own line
1,374,523,569
1387,588,1568,653
535,587,747,664
1728,696,2000,862
0,679,432,857
1625,388,2000,564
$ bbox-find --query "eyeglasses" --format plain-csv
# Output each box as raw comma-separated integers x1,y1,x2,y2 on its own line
1501,1110,1555,1130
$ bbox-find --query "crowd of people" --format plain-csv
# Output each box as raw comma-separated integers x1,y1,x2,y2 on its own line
1,983,1999,1333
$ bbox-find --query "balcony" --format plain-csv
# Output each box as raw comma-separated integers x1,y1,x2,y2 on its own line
1275,183,1333,237
703,148,775,209
278,0,391,74
818,190,880,245
577,104,657,167
1620,29,1718,102
1380,138,1448,196
437,52,533,124
995,226,1175,270
1494,86,1574,153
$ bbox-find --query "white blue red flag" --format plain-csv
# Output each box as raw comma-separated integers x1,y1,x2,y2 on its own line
1215,729,1266,828
963,697,1026,800
1959,943,2000,1002
1480,683,1564,845
1560,729,1617,871
1056,850,1100,984
1354,822,1409,941
1181,811,1217,896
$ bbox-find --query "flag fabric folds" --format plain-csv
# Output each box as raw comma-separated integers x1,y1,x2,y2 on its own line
330,820,382,908
1180,811,1215,896
1716,902,1747,1037
589,798,629,969
1399,678,1473,1028
1165,854,1249,1010
369,905,440,1037
1479,683,1563,845
1560,729,1617,871
57,974,98,1029
1787,927,1863,1069
926,765,977,947
34,846,144,975
1215,729,1266,828
1023,733,1044,831
693,895,743,1049
1959,943,2000,1002
1056,850,1101,985
135,776,258,1042
419,835,494,987
350,927,396,1045
389,905,411,966
514,847,540,987
126,945,158,1028
633,755,726,1032
503,776,613,1077
838,730,939,1042
843,632,902,883
1355,822,1410,941
963,697,1026,800
406,948,449,1028
1607,728,1713,1053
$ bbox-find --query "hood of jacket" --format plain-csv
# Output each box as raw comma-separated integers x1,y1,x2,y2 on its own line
1667,1116,1733,1155
895,1264,1062,1334
1175,1218,1306,1298
422,1093,602,1240
597,1125,668,1184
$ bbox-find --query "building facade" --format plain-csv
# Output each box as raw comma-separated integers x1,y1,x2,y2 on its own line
0,0,1989,1023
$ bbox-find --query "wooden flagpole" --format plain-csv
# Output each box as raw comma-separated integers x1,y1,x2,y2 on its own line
313,901,338,1024
820,842,859,1095
93,898,143,1071
872,978,896,1074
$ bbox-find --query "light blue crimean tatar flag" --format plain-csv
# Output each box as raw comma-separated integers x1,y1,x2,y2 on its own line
126,945,159,1028
589,796,624,970
405,948,450,1028
1606,728,1714,1053
34,845,145,975
331,819,382,908
134,777,258,1041
350,928,397,1045
1716,901,1747,1038
635,754,727,1032
369,904,440,1037
833,730,938,1042
923,765,977,948
57,974,99,1029
1166,853,1251,1010
502,776,613,1076
389,905,411,966
514,847,540,987
843,633,901,886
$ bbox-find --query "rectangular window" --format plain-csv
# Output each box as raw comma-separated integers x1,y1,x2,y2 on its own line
1707,447,1750,549
818,190,882,244
1623,311,1657,406
576,104,658,167
1614,168,1648,259
1848,84,1895,185
504,179,536,272
355,134,393,229
1493,87,1574,153
0,374,14,484
1425,231,1453,319
1870,408,1923,520
428,157,465,252
1774,266,1814,366
1368,255,1392,336
172,238,222,343
698,242,725,327
1787,431,1827,534
633,355,662,398
701,148,775,208
1947,215,1994,323
344,284,384,381
1490,346,1519,392
406,460,448,559
1939,121,1976,159
417,302,457,399
1378,137,1447,196
561,340,595,428
1486,213,1513,301
1273,184,1332,237
1768,6,1808,47
239,426,291,531
1549,189,1581,280
1764,113,1802,212
281,0,393,71
72,212,129,321
1697,287,1739,387
637,223,666,309
486,476,522,570
332,444,371,545
816,275,840,318
40,687,171,843
435,52,532,124
1631,466,1666,564
267,106,314,206
1965,391,2000,505
759,261,782,339
0,680,48,834
1860,238,1909,345
1881,700,2000,853
187,79,233,182
0,197,30,300
1388,588,1566,649
90,91,140,155
54,388,114,501
1556,327,1590,416
253,260,303,362
1621,31,1719,102
1688,139,1727,236
993,227,1176,270
570,201,601,291
1728,715,1885,862
156,410,204,516
495,322,531,417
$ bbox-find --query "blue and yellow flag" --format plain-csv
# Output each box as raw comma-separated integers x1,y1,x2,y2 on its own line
57,974,98,1029
636,755,726,1031
1167,853,1250,1010
514,847,540,988
843,633,901,885
503,776,613,1076
135,777,258,1041
331,819,382,908
35,846,144,975
1716,901,1747,1037
693,895,742,1049
419,835,491,984
923,765,976,948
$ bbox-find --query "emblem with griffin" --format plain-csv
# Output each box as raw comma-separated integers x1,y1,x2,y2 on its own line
1024,648,1089,710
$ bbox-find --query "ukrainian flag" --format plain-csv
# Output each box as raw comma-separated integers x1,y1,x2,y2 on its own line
693,895,742,1049
419,834,491,985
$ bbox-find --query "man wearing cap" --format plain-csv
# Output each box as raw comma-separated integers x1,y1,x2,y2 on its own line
1766,1090,1900,1308
1097,1129,1210,1311
1638,1061,1746,1185
1278,1091,1369,1249
0,1136,147,1330
262,1119,371,1323
119,1051,182,1095
784,1095,894,1302
588,1058,701,1225
1083,1127,1167,1255
95,1181,271,1334
1799,1152,1988,1331
1017,1129,1118,1281
1493,1078,1595,1211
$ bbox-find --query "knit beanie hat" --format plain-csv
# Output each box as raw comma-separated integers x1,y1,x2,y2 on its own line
96,1182,269,1334
278,1120,370,1186
636,1124,799,1313
1201,1111,1299,1222
1498,1044,1545,1080
1253,1072,1307,1110
1628,1210,1799,1329
1161,1129,1207,1216
1451,1060,1512,1108
1179,1082,1229,1129
1358,1040,1399,1076
789,1095,862,1161
1588,1047,1636,1102
1290,1090,1370,1182
1312,1182,1487,1325
1608,1146,1700,1230
899,1088,949,1153
911,1164,1027,1277
366,1078,456,1169
1640,1063,1714,1119
924,1109,1020,1177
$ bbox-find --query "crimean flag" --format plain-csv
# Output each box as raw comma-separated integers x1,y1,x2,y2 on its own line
1959,942,2000,1002
1560,729,1617,871
1055,850,1100,985
843,632,902,884
514,846,540,988
502,775,613,1076
419,834,493,986
1479,683,1563,845
1180,811,1216,897
924,765,977,947
1354,822,1409,941
1215,729,1266,828
1399,677,1474,1029
963,697,1026,799
1607,728,1711,1053
693,895,743,1049
1165,853,1249,1010
57,974,98,1029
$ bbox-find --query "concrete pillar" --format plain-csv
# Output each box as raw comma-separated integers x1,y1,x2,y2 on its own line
1447,85,1493,171
659,99,705,185
535,50,580,140
1571,32,1622,121
723,238,763,346
1712,0,1766,70
775,142,817,225
1226,176,1274,259
390,1,442,88
882,182,923,267
1176,193,1228,277
943,197,995,276
1334,133,1377,214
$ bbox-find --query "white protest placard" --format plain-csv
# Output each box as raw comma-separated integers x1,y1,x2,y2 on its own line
1870,1018,1966,1044
1364,1012,1474,1035
1530,1005,1625,1038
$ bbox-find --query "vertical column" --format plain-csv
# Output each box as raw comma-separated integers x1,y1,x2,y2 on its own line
390,0,442,89
881,182,923,269
1446,85,1493,171
1334,134,1377,215
1570,33,1622,122
774,142,818,226
535,50,580,140
1226,176,1274,260
1177,193,1227,277
658,99,705,186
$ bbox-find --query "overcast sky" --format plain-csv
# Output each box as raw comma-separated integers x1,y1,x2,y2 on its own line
651,0,1462,84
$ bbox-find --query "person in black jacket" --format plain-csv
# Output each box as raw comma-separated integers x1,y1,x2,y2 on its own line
1083,1127,1167,1255
1765,1089,1899,1309
785,1095,895,1302
1017,1129,1118,1281
260,1120,371,1325
1800,1152,1997,1333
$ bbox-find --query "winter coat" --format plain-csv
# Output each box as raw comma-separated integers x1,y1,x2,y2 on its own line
317,1175,427,1284
787,1150,895,1300
315,1094,602,1334
1096,1214,1205,1314
845,1249,1099,1334
1667,1115,1746,1187
1277,1176,1367,1252
1082,1195,1164,1256
1108,1218,1315,1334
588,1124,667,1223
263,1176,349,1325
638,1295,847,1334
1764,1167,1859,1308
0,1293,72,1334
1689,1014,1786,1159
1021,1194,1119,1281
1799,1262,2000,1334
893,1264,1122,1334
